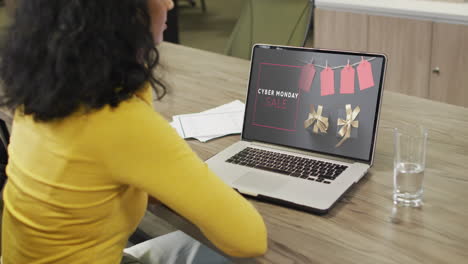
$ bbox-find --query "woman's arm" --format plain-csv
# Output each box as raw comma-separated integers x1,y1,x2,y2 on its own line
91,97,267,257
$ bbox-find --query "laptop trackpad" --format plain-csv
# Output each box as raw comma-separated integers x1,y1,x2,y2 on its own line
233,172,287,195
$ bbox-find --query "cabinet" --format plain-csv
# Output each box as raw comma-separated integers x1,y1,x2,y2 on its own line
313,8,468,107
314,9,368,51
429,23,468,106
367,15,432,98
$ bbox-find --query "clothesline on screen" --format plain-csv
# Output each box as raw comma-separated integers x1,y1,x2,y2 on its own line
298,57,377,70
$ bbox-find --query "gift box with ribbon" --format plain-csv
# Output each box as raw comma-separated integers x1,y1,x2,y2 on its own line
335,104,360,147
304,104,329,135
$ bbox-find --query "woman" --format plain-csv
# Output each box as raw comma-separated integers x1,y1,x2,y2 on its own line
0,0,267,263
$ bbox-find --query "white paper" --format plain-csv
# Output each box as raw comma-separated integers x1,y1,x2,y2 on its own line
170,100,245,142
178,111,243,138
170,117,184,138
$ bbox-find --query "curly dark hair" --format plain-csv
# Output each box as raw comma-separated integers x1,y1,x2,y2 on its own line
0,0,166,121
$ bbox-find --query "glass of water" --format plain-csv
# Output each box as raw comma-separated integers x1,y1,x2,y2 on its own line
393,124,428,207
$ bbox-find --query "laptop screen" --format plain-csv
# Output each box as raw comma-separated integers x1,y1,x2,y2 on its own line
242,45,386,163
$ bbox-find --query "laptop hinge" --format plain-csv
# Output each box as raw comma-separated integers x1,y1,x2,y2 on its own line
250,141,359,165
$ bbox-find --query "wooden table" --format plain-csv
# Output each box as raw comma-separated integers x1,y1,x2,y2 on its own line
0,42,465,263
151,42,468,263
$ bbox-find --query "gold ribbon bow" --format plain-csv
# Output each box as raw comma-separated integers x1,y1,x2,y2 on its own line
336,104,360,147
304,105,329,134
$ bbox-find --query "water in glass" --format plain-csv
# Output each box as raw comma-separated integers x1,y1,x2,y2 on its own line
394,162,424,206
393,124,427,207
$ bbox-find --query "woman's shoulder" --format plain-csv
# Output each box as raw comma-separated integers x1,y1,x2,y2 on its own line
86,93,162,134
81,93,181,161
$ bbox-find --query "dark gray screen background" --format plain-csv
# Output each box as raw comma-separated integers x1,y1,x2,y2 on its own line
243,46,385,162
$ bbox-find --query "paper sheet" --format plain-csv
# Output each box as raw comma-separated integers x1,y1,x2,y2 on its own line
320,67,335,96
340,65,355,94
170,100,245,142
357,59,375,90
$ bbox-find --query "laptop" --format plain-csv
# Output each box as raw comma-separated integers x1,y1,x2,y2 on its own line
206,44,387,214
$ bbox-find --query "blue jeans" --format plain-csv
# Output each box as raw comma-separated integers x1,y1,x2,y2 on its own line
121,231,232,264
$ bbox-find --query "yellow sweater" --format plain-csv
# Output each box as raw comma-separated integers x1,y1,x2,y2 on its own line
1,85,267,264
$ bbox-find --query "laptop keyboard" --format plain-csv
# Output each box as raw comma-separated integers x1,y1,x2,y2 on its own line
225,147,348,184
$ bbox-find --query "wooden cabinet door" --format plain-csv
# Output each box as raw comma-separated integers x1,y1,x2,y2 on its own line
368,15,432,98
429,22,468,107
313,9,368,51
